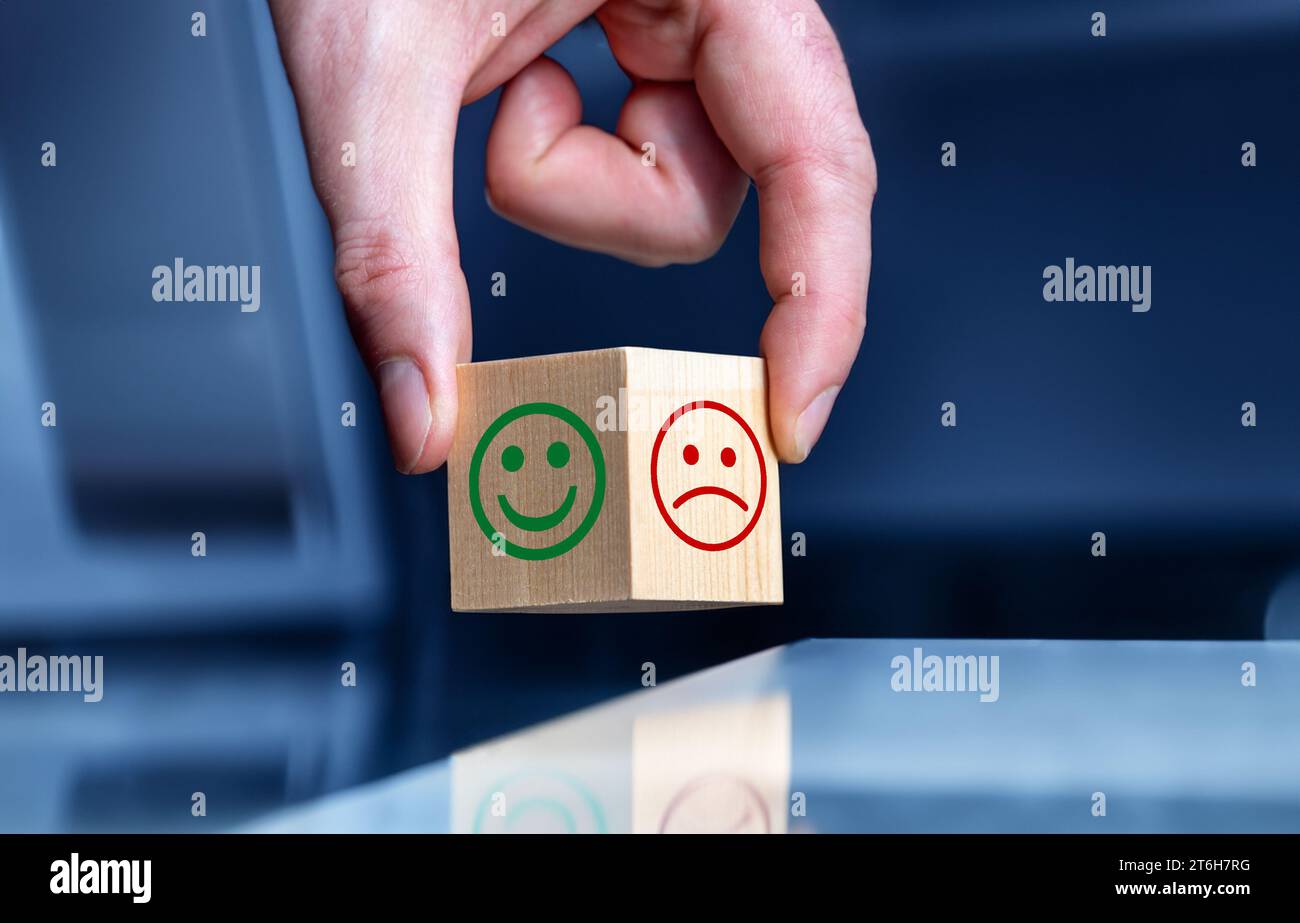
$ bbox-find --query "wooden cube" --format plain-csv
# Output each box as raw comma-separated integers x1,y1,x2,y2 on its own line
448,347,783,612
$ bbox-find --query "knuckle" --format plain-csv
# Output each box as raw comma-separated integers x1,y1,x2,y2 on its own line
483,158,527,220
766,286,866,352
483,157,507,207
672,219,730,265
829,289,868,339
807,283,867,340
759,104,878,206
844,130,879,200
333,224,427,316
760,126,879,204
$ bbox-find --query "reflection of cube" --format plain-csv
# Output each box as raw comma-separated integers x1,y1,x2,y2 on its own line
448,347,784,612
633,695,791,834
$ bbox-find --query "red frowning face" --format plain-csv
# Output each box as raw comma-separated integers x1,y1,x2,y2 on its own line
650,400,767,551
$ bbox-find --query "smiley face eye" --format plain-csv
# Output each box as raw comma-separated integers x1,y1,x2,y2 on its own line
682,444,699,465
547,441,570,469
502,445,524,472
721,447,736,467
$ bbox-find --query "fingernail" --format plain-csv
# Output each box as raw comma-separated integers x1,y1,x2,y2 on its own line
376,358,432,474
793,386,840,462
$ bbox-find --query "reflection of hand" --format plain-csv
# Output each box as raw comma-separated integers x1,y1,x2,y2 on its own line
270,0,876,472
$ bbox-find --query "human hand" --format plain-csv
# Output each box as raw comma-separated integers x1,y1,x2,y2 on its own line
269,0,875,472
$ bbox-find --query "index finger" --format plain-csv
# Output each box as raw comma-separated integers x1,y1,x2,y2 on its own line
691,1,876,462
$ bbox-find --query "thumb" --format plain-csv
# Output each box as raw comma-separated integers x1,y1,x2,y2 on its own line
270,0,471,473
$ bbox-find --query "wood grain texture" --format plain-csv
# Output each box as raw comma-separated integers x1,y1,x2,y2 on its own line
448,347,783,612
625,348,783,606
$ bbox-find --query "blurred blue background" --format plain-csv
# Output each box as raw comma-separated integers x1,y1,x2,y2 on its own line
0,0,1297,831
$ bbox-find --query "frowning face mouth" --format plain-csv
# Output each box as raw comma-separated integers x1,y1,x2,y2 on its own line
672,485,749,512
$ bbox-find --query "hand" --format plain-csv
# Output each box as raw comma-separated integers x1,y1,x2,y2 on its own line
269,0,876,472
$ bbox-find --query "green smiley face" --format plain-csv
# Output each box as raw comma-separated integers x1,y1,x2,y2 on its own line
468,402,605,560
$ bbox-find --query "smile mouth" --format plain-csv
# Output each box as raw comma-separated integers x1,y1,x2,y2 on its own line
499,485,577,532
672,486,748,511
